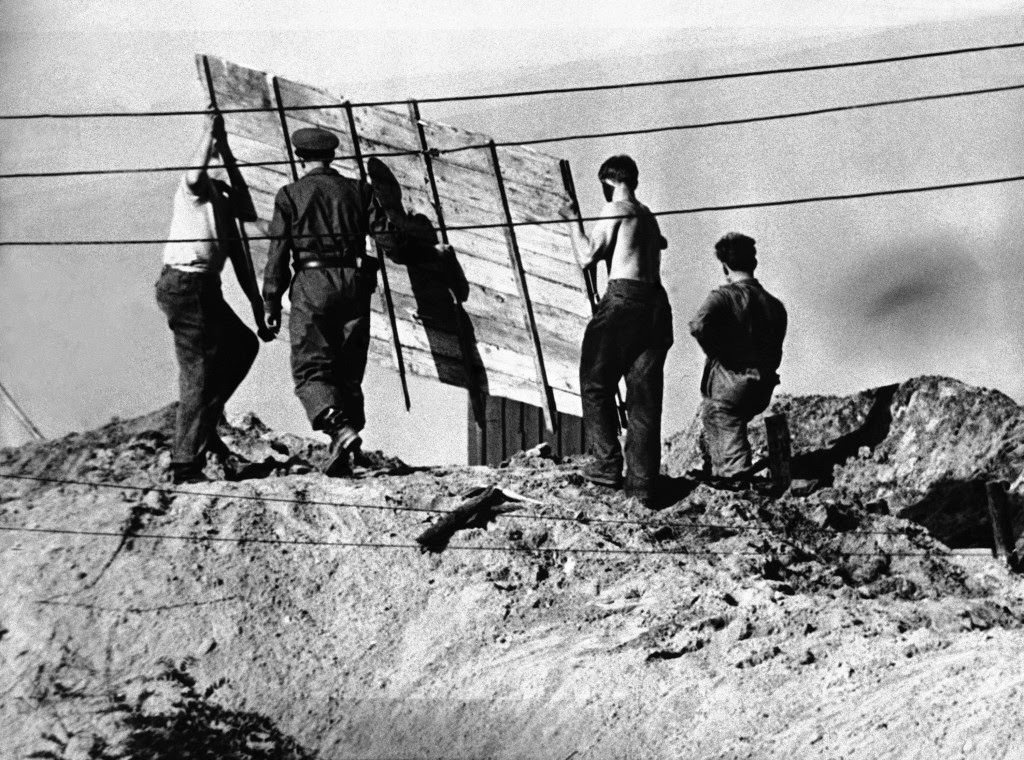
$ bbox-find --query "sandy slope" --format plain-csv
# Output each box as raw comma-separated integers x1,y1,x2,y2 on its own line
1,388,1023,759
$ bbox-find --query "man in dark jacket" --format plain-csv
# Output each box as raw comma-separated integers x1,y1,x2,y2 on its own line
262,128,403,476
689,232,787,481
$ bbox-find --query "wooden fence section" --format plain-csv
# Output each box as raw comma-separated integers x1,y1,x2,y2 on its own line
198,54,589,419
468,396,585,466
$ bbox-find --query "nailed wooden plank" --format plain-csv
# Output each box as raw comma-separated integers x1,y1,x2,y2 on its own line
365,302,580,396
201,54,590,416
560,413,584,457
504,398,524,458
485,396,505,465
522,400,541,452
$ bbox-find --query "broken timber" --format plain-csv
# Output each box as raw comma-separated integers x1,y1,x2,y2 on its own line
199,55,589,422
984,480,1016,565
764,414,793,494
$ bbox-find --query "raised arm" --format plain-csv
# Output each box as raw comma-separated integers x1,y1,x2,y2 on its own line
185,109,218,191
562,201,620,272
261,187,294,337
212,117,258,223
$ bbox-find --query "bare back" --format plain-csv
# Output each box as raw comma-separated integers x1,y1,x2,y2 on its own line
599,200,663,284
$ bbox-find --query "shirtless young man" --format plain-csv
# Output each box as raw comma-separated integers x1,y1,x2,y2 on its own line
563,154,674,505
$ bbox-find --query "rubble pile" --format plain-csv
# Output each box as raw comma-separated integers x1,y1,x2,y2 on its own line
664,376,1024,546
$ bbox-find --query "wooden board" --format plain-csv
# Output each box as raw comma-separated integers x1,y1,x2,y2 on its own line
199,54,589,419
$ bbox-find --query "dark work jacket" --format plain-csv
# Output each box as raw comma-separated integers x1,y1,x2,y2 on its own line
262,166,403,305
689,277,788,397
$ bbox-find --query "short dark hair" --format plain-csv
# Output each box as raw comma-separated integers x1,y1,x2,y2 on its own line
598,154,639,190
715,232,757,272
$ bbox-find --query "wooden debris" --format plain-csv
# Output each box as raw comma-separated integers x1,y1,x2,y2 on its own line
416,486,533,553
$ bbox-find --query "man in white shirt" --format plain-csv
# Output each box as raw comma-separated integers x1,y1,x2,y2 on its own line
155,109,272,483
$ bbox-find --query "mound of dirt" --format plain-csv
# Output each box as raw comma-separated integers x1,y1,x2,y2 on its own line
2,390,1024,759
663,376,1024,548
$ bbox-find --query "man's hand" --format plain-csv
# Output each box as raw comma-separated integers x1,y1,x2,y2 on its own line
264,302,282,337
558,200,579,220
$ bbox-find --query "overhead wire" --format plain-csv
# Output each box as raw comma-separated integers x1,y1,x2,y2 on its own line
1,39,1022,120
1,172,1022,246
3,81,1022,180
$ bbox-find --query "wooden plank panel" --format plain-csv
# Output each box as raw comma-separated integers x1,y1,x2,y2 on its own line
504,399,524,458
560,413,584,457
522,401,541,452
201,54,590,417
484,396,505,465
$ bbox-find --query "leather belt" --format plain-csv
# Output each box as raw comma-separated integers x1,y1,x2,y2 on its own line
295,256,350,271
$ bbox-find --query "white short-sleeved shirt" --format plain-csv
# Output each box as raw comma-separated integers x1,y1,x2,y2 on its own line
162,176,227,273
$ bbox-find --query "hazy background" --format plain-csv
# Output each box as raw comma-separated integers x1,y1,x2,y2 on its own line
2,1,1024,460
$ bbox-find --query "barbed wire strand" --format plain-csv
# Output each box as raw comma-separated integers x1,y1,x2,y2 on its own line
0,523,963,559
1,172,1021,247
4,81,1022,180
1,40,1022,120
0,472,934,539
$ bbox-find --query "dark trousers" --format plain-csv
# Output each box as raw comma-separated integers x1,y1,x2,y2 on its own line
699,361,776,477
288,267,373,431
579,279,673,494
155,266,258,470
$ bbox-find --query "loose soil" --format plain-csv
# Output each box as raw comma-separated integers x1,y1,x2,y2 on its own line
2,377,1023,759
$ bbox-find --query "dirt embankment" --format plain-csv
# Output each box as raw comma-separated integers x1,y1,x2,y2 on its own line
664,375,1024,549
2,378,1024,759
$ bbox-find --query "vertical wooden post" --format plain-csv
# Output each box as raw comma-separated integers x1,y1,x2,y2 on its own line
0,380,44,441
343,102,412,411
202,56,259,296
558,159,626,431
985,480,1015,562
407,99,486,434
269,76,299,182
764,414,792,493
487,141,558,435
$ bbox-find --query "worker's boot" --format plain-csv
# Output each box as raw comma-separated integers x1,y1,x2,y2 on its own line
318,408,362,478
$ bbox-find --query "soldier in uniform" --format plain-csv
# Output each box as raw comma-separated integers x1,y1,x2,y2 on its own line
156,109,273,484
262,127,404,476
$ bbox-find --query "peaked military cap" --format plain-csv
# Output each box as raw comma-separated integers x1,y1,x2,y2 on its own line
292,127,339,158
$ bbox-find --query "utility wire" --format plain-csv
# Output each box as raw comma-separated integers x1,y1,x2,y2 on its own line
0,149,422,180
0,472,918,538
1,172,1022,246
1,40,1022,120
0,523,959,559
4,81,1022,180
